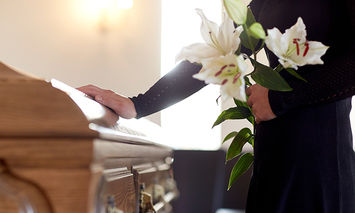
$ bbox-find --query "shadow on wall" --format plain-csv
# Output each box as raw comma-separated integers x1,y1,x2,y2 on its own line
172,150,252,213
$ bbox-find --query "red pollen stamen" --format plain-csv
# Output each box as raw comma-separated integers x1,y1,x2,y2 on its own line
229,64,236,67
303,42,309,57
233,73,241,84
222,79,228,85
215,70,222,77
293,38,300,55
215,65,227,77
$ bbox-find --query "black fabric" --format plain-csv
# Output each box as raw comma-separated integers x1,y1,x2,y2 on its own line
130,61,205,118
254,0,355,117
246,0,355,212
171,150,226,213
130,0,355,212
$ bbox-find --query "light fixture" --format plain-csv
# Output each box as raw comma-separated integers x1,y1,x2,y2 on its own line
117,0,133,9
82,0,133,31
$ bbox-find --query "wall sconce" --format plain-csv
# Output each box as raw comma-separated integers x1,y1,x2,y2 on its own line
84,0,133,32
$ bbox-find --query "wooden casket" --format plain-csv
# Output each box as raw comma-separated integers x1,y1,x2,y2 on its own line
0,62,178,213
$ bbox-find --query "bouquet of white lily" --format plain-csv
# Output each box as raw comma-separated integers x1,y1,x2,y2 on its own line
176,0,329,190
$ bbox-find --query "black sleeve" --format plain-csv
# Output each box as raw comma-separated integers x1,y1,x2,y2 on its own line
269,51,355,116
130,61,206,118
268,0,355,116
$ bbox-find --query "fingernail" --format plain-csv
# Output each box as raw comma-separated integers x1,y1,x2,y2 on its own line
96,96,102,102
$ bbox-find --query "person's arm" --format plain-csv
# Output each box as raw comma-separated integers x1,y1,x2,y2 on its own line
130,61,206,118
77,84,137,119
269,51,355,117
78,61,206,119
247,0,355,121
267,0,355,116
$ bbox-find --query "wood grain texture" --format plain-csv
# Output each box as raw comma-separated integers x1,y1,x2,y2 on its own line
0,62,176,213
11,167,92,213
0,138,94,169
0,164,52,213
98,167,136,213
0,62,97,138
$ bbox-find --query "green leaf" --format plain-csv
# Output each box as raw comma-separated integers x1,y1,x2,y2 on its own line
226,128,252,162
245,7,256,27
228,152,254,190
222,131,238,144
248,135,254,146
286,68,308,82
244,75,252,86
233,98,249,108
239,8,259,51
240,26,259,51
250,59,293,91
249,22,265,39
247,115,254,125
212,107,251,128
224,0,248,25
233,98,254,125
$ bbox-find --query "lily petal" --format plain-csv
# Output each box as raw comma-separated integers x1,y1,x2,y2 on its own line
218,13,243,54
265,28,284,58
176,43,221,63
195,54,248,101
196,8,219,46
265,17,329,69
298,41,329,65
284,17,307,45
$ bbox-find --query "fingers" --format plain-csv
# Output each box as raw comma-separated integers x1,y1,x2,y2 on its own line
245,84,276,124
77,84,104,98
95,90,115,107
246,85,254,108
245,86,252,96
77,84,113,106
255,117,260,124
76,84,137,119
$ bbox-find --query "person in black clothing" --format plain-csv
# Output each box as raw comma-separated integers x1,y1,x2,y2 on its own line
79,0,355,212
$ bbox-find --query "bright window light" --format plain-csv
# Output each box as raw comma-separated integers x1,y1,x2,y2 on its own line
117,0,133,9
352,99,355,151
161,0,222,150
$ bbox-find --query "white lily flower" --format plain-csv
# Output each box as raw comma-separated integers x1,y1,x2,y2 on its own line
176,8,243,64
193,54,248,101
265,17,329,70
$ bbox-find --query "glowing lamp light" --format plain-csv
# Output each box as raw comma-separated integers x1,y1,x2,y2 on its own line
85,0,133,11
80,0,133,30
117,0,133,9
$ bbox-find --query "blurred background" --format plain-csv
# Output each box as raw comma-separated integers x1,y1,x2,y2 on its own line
0,0,354,212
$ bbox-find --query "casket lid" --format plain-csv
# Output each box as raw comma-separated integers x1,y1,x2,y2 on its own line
0,61,103,138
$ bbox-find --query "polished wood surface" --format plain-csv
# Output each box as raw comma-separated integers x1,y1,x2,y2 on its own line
0,62,96,137
0,61,176,213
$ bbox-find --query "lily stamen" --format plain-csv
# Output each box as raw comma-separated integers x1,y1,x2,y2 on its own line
293,38,301,55
233,73,241,84
303,42,309,56
209,31,225,54
215,65,227,76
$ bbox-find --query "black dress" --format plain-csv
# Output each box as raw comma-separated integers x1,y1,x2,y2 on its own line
131,0,355,212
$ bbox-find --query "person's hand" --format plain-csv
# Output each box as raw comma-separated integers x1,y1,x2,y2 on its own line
246,84,276,124
77,85,137,119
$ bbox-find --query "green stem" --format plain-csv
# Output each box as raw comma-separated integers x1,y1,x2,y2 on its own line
255,40,265,55
244,75,252,86
243,24,257,65
275,64,284,72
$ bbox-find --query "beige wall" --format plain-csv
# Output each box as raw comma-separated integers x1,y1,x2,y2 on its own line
0,0,161,123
